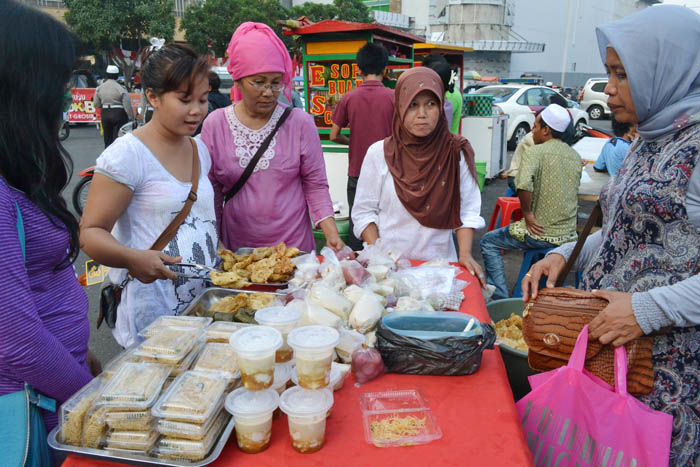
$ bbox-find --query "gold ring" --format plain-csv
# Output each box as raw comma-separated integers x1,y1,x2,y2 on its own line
525,273,532,278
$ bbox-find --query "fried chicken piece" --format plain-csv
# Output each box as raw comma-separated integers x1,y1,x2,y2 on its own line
252,246,274,261
273,256,295,276
218,248,237,271
209,270,250,289
284,247,301,258
248,293,275,310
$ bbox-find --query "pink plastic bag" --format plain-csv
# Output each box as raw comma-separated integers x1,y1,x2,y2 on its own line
517,326,672,467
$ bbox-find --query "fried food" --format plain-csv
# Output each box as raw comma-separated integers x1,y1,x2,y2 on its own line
248,292,275,310
494,313,528,352
209,270,250,289
216,242,300,284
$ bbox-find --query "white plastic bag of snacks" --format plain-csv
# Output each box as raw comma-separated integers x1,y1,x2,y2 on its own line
310,283,352,320
349,291,384,333
300,297,342,329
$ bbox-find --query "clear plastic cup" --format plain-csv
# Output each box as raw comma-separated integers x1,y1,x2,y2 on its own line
229,326,282,390
254,306,302,363
287,326,339,390
279,386,334,453
225,388,279,454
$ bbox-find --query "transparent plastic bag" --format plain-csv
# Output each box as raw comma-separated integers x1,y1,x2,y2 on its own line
291,253,320,281
391,267,457,300
300,296,342,328
340,259,371,286
356,238,402,269
318,247,346,291
351,345,386,385
349,291,384,333
309,283,352,320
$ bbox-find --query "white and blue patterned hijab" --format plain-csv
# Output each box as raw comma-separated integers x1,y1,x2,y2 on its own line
596,5,700,141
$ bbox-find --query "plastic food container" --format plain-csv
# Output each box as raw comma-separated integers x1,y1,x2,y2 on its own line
291,362,346,393
205,321,253,343
156,411,229,462
229,326,282,390
104,429,159,451
279,386,334,453
287,326,339,389
271,362,294,396
193,342,239,379
157,399,225,441
59,376,106,446
254,306,302,363
134,326,203,364
101,347,139,380
152,371,228,424
359,389,442,447
138,315,212,338
225,388,279,454
105,410,154,431
96,362,170,410
336,328,366,363
81,404,110,449
169,340,205,378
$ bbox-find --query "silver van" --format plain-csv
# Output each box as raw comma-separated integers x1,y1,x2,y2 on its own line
580,78,609,120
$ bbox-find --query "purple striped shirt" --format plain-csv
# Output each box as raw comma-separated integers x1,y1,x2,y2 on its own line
0,180,93,430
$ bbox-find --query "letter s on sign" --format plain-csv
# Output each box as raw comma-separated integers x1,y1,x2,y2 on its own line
310,95,326,115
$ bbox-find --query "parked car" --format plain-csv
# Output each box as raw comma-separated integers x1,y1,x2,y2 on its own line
472,84,589,149
579,77,609,120
212,66,234,96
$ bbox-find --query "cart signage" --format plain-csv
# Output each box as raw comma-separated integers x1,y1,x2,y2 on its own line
307,61,363,128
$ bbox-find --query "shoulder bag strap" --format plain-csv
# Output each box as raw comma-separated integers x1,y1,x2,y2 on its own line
224,106,293,203
149,137,200,251
555,202,601,287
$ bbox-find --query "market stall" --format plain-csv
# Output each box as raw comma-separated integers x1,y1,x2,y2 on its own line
60,261,532,467
283,20,424,218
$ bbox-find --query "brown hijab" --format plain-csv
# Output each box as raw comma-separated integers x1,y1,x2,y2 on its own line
384,67,477,229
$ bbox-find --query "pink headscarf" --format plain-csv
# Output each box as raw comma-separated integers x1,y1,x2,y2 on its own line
226,22,293,104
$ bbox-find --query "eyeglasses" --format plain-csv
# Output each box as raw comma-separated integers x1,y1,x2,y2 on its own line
245,80,285,93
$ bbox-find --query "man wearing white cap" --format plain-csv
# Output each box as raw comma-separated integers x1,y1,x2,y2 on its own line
480,103,582,300
94,65,135,147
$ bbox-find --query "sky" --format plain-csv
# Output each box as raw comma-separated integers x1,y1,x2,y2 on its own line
662,0,700,12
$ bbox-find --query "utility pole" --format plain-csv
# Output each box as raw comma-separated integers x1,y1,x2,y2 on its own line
560,0,575,87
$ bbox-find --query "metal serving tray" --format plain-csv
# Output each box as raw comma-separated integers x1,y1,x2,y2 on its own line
48,416,235,467
182,287,285,323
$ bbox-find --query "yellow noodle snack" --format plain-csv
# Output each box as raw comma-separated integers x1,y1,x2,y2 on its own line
494,313,528,352
60,377,105,446
105,428,159,451
135,326,202,362
105,411,154,431
369,415,427,444
193,343,238,377
98,362,170,408
152,371,228,423
80,405,109,449
156,411,229,461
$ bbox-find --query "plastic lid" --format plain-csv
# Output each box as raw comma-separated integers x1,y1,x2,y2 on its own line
279,386,334,417
287,325,340,352
229,326,282,357
254,306,302,327
272,362,294,390
225,387,279,418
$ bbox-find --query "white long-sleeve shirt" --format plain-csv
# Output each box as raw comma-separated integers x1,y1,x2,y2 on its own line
352,140,485,261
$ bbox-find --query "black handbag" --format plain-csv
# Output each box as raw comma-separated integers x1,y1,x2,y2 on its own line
96,138,201,329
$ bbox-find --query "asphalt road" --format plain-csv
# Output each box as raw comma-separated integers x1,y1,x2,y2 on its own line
61,115,613,367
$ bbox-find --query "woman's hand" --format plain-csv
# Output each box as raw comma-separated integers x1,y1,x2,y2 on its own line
325,233,345,251
86,350,102,377
126,250,181,283
318,217,345,252
589,290,644,347
459,253,486,289
521,253,566,301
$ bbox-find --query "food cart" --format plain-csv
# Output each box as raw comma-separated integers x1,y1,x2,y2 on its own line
283,20,424,218
413,42,473,133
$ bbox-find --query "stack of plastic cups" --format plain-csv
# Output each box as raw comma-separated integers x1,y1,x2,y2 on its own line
281,325,339,453
226,326,282,453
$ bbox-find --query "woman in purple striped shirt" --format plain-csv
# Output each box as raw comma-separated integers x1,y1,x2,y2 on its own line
0,0,98,444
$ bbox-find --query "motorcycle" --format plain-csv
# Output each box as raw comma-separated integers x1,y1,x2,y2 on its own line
72,121,140,215
59,113,70,141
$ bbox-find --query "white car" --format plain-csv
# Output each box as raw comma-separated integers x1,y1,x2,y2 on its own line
473,85,589,149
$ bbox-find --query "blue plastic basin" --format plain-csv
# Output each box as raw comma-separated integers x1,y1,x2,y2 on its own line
381,311,482,340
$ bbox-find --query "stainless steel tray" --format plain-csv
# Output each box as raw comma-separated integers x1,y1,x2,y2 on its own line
48,416,235,467
182,287,285,323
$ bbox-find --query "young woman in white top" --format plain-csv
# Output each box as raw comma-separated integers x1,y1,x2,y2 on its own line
80,45,218,347
352,67,486,286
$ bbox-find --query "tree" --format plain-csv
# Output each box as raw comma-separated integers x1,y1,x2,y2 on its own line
64,0,175,89
289,2,337,23
333,0,373,23
181,0,287,58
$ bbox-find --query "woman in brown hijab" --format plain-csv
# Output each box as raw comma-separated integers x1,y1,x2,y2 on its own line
351,67,486,285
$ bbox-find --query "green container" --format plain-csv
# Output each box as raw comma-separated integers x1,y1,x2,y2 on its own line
486,298,536,401
465,93,493,117
313,218,349,254
475,161,487,192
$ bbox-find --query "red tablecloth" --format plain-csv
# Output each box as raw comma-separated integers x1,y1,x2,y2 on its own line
63,267,533,466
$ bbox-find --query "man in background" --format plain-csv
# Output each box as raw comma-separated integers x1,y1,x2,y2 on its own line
330,42,395,250
94,65,135,147
480,104,582,300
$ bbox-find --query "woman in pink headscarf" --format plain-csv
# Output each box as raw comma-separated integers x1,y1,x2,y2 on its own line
201,22,343,253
